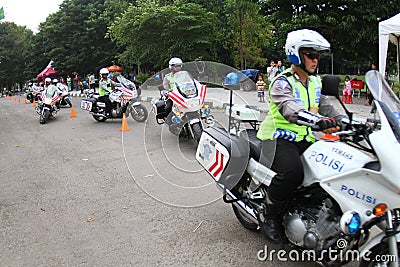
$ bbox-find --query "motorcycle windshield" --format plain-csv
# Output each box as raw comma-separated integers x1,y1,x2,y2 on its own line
116,75,136,90
173,71,198,98
366,70,400,141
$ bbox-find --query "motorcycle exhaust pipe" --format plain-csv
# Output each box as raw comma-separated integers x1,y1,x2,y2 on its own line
218,184,259,226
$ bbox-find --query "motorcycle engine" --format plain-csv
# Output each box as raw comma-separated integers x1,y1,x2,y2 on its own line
283,198,341,250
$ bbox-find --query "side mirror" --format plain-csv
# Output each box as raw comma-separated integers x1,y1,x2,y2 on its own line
321,75,340,98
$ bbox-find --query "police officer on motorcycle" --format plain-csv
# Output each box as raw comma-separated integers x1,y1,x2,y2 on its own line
256,29,345,244
42,77,62,109
161,57,183,118
98,68,118,116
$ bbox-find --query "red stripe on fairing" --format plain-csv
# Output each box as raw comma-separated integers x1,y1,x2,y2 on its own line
208,150,219,174
168,92,188,108
119,87,133,96
169,91,185,103
52,95,60,102
200,85,207,105
212,153,224,177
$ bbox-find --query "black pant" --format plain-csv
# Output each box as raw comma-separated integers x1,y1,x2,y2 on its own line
165,98,173,117
259,139,311,202
368,90,374,105
97,95,112,114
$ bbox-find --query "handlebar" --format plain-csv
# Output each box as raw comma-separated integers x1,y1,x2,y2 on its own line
332,130,355,136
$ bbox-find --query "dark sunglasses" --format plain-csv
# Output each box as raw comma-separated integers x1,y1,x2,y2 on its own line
302,52,320,60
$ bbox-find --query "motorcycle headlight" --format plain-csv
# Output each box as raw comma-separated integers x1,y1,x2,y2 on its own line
340,211,361,235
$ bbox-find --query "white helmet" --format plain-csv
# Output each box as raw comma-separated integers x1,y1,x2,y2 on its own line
52,78,58,83
99,68,109,75
285,29,330,66
45,77,52,83
168,57,183,70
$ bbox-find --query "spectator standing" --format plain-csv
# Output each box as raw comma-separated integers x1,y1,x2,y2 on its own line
73,73,79,91
66,75,72,91
267,60,278,83
276,60,286,75
256,74,267,102
89,73,96,92
343,75,352,104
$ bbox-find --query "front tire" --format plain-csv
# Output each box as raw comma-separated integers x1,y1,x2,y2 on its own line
359,242,400,267
232,204,258,231
191,122,203,143
130,104,148,122
40,110,50,124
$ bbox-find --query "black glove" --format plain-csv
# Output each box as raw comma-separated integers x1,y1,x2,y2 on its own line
316,117,338,131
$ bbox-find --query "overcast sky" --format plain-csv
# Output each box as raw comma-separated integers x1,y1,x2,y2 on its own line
1,0,64,33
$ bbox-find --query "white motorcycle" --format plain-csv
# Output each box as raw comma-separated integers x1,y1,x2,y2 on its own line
196,70,399,266
80,75,148,122
36,87,61,124
151,70,214,143
57,83,72,107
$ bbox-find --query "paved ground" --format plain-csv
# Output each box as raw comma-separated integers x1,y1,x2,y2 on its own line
0,91,370,267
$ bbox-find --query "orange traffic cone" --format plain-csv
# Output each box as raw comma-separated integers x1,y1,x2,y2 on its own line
18,97,21,103
33,100,37,107
23,98,28,104
320,133,339,141
120,113,131,131
70,105,77,118
14,96,16,101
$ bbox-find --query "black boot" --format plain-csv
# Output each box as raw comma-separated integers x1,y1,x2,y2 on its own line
261,198,285,245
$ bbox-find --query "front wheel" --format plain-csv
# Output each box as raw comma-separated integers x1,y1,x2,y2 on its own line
191,122,203,143
232,204,259,231
130,104,148,122
359,242,400,267
40,110,50,124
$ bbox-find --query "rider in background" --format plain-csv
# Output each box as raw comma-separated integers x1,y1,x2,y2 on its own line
162,57,183,118
42,78,62,109
98,68,118,116
256,29,345,244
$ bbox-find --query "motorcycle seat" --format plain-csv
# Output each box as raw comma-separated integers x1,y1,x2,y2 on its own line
239,129,262,160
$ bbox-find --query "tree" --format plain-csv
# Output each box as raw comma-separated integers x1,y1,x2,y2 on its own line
108,0,218,71
29,0,116,77
261,0,400,73
224,0,270,70
0,22,33,89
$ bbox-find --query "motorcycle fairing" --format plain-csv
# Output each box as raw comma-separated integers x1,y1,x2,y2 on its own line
302,140,373,186
168,71,207,111
308,101,400,224
319,169,400,224
109,90,123,103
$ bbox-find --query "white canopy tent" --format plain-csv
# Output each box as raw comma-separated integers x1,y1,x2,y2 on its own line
379,13,400,83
